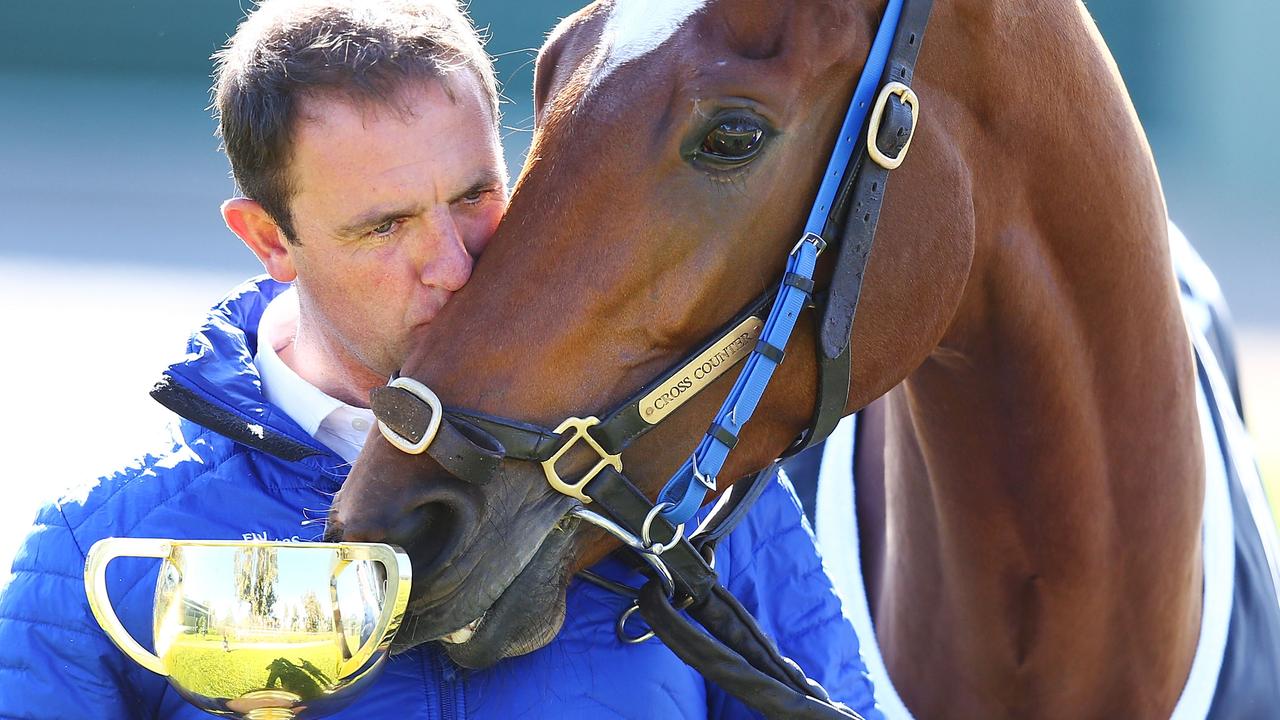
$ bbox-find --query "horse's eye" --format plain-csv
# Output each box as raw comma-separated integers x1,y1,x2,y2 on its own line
698,118,765,167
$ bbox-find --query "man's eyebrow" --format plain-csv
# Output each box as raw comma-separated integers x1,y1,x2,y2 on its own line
447,171,507,204
333,172,504,237
335,204,423,237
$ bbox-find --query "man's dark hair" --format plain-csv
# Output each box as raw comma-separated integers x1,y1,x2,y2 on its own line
212,0,498,243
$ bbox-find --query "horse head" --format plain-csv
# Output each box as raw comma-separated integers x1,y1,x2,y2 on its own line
325,0,988,669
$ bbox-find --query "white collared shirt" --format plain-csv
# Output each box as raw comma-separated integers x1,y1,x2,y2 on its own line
254,288,377,464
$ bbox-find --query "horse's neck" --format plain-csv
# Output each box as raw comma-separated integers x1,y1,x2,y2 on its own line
873,1,1205,716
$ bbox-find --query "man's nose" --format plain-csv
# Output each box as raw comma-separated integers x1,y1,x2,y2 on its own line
419,210,474,292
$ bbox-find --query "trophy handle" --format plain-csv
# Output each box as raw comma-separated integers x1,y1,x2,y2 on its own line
333,543,411,678
83,537,173,677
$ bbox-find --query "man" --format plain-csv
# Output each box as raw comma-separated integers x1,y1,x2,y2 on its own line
0,2,880,718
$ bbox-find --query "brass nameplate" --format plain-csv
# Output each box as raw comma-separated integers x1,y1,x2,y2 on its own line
639,316,765,425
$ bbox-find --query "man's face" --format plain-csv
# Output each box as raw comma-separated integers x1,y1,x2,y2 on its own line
283,73,506,378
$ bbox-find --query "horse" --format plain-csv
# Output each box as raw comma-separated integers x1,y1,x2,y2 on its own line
327,0,1280,716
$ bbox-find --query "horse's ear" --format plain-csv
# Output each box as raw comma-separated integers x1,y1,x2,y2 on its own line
533,30,567,124
534,7,608,127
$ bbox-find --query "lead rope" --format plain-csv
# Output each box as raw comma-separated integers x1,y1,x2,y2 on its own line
638,581,862,719
569,472,860,719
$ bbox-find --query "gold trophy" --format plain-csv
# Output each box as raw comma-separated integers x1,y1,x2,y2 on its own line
85,538,411,719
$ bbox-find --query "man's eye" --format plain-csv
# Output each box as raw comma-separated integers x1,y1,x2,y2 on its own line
370,219,401,237
460,190,486,205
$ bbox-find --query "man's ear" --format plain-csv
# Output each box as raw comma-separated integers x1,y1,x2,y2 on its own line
222,198,297,282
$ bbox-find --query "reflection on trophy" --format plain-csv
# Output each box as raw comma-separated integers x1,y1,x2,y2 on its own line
84,539,411,719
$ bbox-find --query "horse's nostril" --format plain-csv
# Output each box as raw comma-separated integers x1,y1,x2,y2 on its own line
397,502,460,573
338,500,464,579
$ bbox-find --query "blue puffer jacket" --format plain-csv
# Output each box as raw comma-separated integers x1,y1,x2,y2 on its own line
0,277,881,720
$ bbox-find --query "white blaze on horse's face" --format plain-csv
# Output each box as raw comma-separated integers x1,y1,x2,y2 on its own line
586,0,709,90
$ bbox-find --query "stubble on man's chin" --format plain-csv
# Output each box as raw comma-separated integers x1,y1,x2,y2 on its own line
327,333,402,403
363,336,418,386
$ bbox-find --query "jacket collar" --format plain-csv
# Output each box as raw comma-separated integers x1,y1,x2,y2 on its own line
150,275,330,461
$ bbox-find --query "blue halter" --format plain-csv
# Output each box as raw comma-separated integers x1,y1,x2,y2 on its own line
656,0,907,524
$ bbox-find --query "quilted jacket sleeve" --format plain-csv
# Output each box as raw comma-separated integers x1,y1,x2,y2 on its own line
705,473,884,720
0,504,156,720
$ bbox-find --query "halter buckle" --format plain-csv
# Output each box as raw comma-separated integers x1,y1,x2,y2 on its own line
541,417,622,503
691,454,717,492
376,377,443,455
868,81,920,170
790,231,827,258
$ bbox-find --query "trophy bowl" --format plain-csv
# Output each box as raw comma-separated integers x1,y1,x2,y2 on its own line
84,538,411,719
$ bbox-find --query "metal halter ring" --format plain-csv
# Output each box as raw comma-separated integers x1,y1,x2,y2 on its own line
641,502,685,555
616,594,696,645
569,506,675,598
616,602,655,644
377,376,443,455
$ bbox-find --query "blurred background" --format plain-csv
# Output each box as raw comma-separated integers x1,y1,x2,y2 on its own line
0,1,1276,573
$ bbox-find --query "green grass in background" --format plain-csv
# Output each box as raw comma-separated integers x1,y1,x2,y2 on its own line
165,635,338,700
